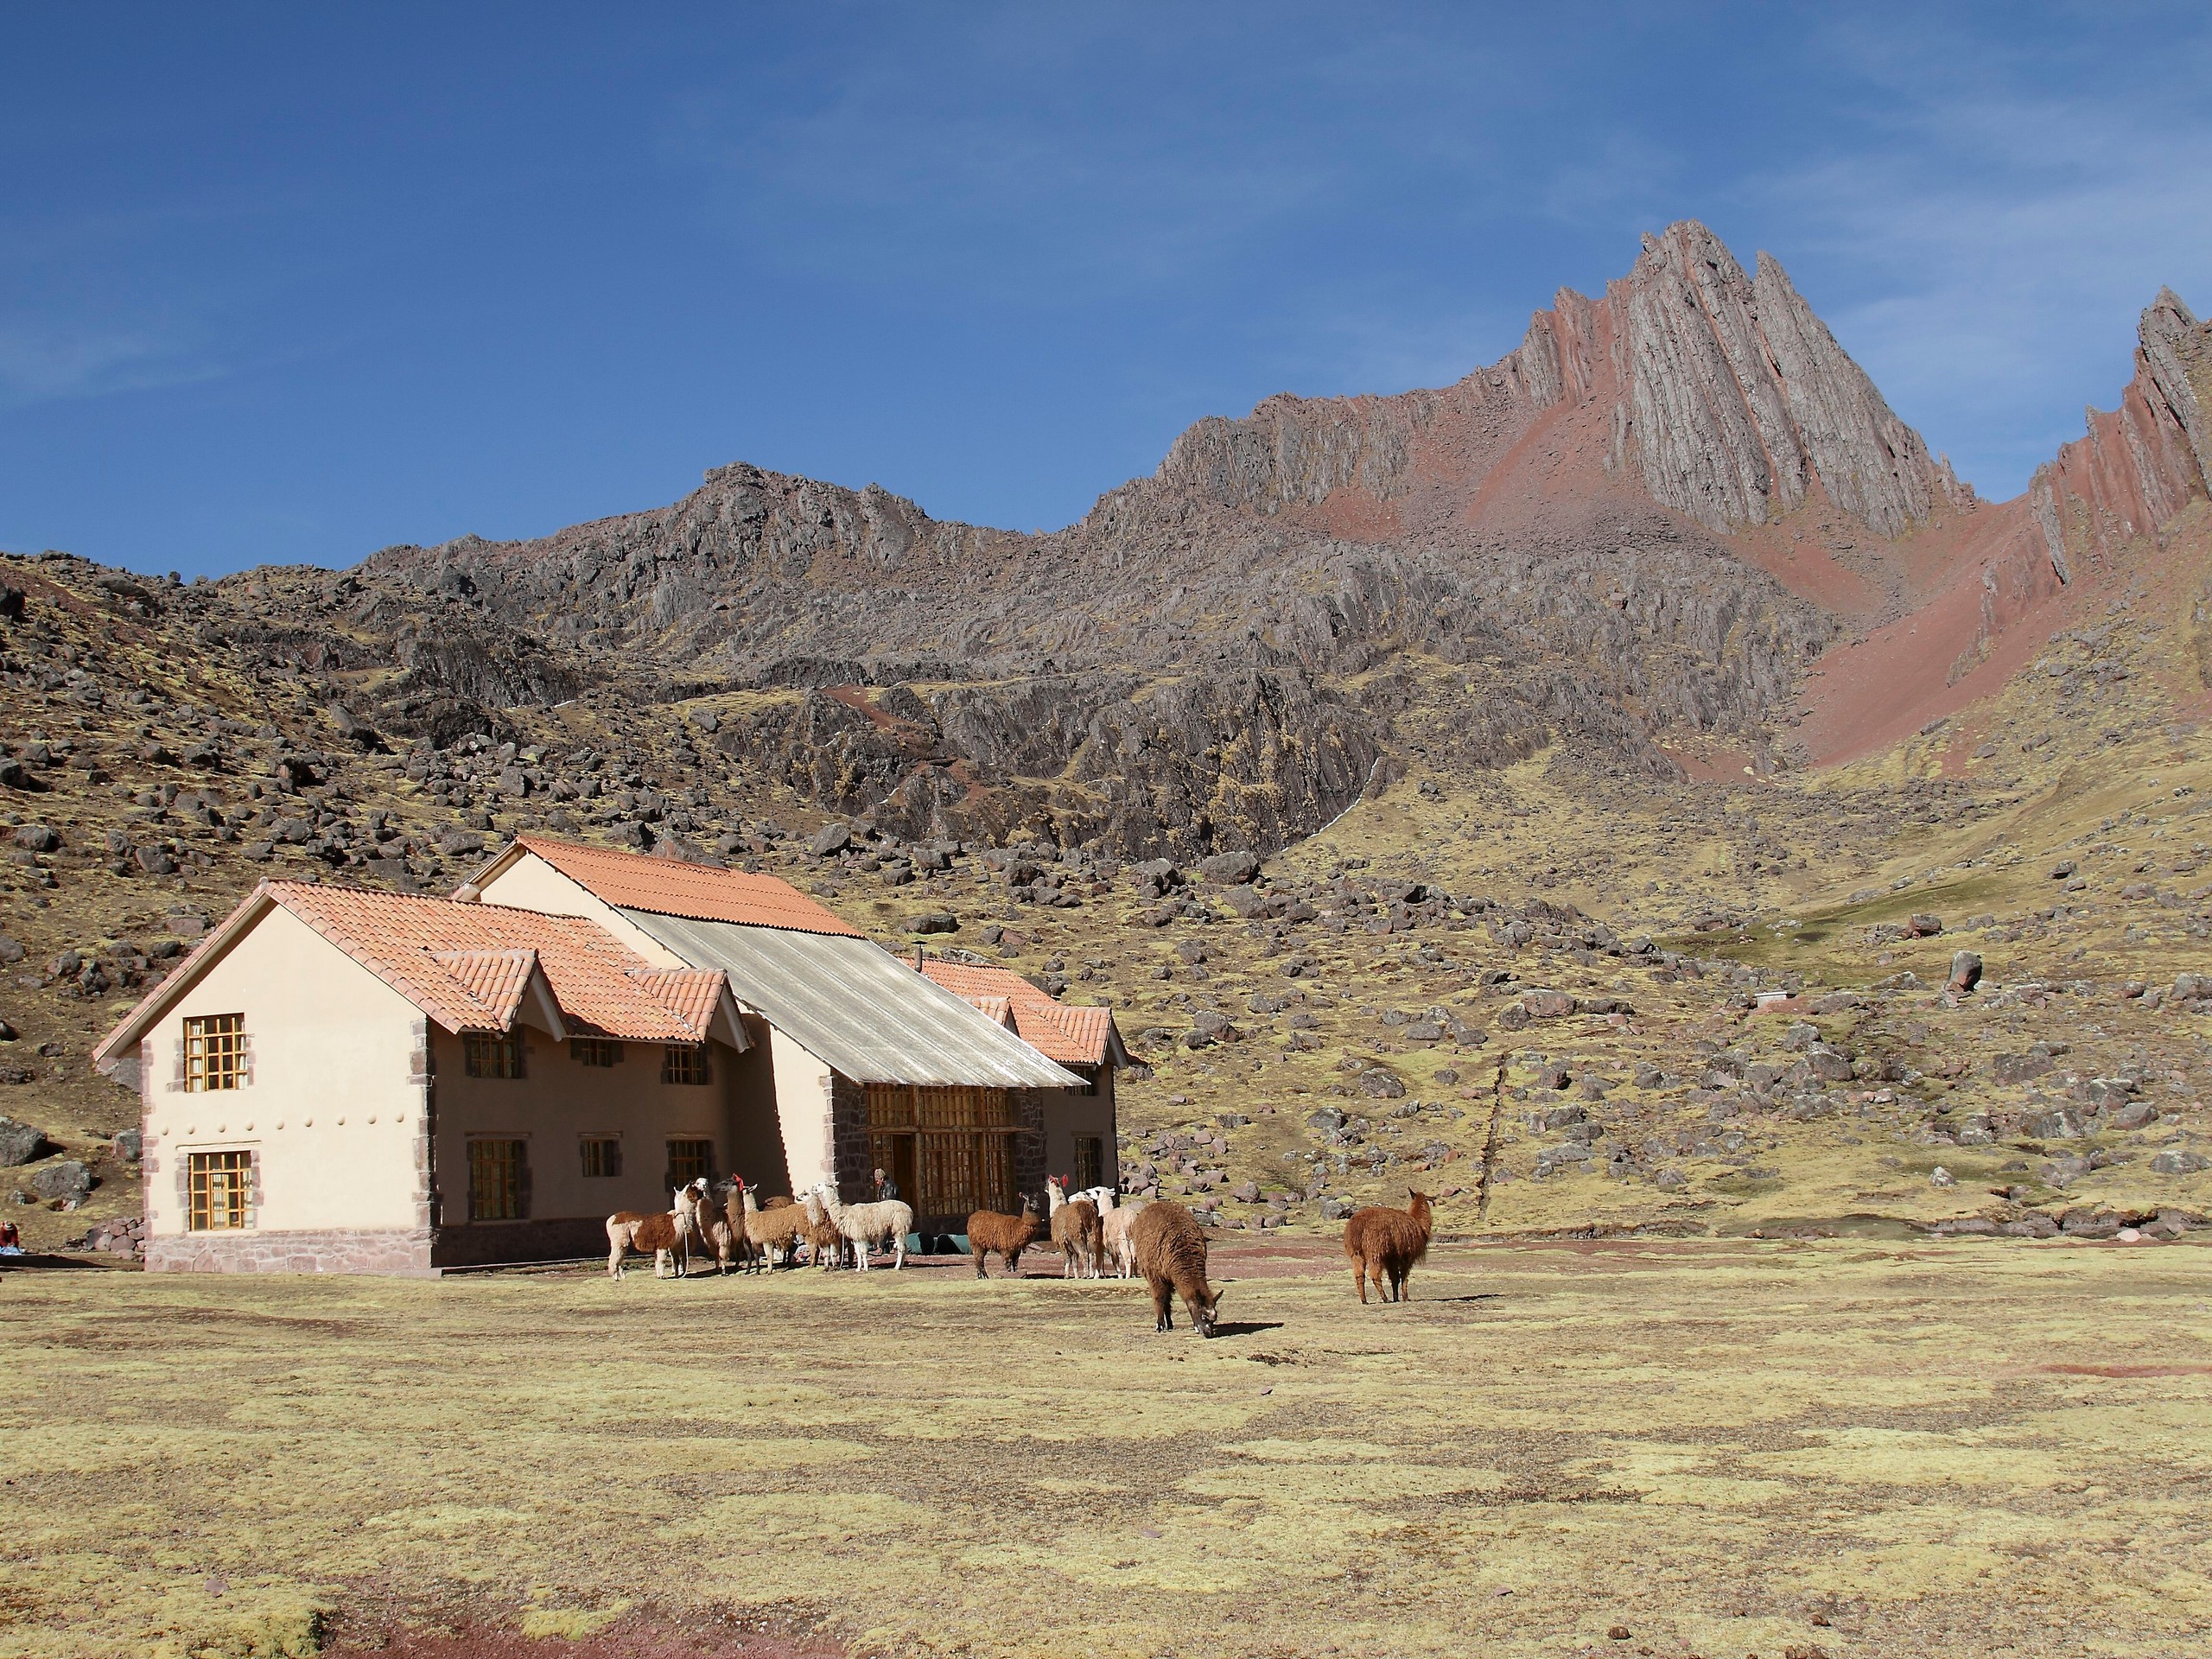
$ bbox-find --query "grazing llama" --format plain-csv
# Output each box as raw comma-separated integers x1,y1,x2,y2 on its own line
966,1195,1042,1278
1129,1201,1219,1336
811,1182,914,1271
1046,1176,1103,1279
1342,1189,1434,1304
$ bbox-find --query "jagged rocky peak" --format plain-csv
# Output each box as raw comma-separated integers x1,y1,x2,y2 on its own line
1100,219,1970,548
1522,219,1967,537
2027,286,2212,583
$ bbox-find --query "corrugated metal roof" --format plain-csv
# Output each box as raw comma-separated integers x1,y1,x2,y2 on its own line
620,909,1083,1089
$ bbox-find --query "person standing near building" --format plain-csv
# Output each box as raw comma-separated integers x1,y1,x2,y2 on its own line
873,1166,899,1202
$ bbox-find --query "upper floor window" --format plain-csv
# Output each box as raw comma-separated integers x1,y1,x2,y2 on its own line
572,1036,620,1067
183,1014,245,1091
465,1031,524,1079
188,1149,251,1230
661,1046,711,1086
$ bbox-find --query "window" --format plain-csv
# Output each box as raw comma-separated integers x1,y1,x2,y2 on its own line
580,1136,622,1179
468,1139,526,1220
666,1139,715,1189
188,1150,251,1230
183,1014,245,1091
1073,1135,1107,1192
661,1045,710,1085
465,1031,524,1079
572,1036,620,1068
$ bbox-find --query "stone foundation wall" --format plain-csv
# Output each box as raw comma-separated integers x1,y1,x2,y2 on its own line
147,1228,435,1276
431,1217,609,1268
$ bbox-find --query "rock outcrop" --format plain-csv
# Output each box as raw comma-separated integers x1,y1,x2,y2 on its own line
2029,289,2212,582
322,224,2209,850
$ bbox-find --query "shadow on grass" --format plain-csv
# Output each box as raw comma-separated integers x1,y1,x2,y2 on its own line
1210,1320,1287,1338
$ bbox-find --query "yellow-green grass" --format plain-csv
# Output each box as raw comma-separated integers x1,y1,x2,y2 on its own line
5,1243,2208,1657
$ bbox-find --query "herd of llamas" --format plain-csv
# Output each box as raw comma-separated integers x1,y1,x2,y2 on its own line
605,1170,1436,1338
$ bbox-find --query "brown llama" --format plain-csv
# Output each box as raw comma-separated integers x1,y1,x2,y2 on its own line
1129,1201,1220,1337
605,1207,689,1279
967,1195,1042,1278
1343,1189,1433,1304
1046,1176,1103,1279
728,1178,806,1270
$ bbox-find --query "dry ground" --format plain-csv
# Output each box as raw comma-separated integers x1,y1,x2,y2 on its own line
4,1237,2209,1659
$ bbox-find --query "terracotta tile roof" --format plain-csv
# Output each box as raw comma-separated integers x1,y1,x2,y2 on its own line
429,948,538,1028
626,968,729,1037
917,961,1120,1066
259,883,721,1042
508,835,862,937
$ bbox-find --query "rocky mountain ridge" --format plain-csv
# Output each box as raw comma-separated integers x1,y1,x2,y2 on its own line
37,222,2212,865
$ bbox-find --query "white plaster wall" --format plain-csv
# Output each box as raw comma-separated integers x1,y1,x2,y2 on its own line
768,1027,836,1192
473,855,686,966
143,906,423,1237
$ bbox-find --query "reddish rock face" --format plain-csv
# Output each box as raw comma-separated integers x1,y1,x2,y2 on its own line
305,224,2212,849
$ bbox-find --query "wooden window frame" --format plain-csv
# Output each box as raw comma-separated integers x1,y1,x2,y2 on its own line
464,1031,524,1079
579,1136,622,1179
1073,1134,1106,1192
188,1148,252,1230
665,1138,715,1190
660,1045,711,1086
183,1014,246,1092
572,1036,620,1068
467,1137,528,1221
863,1086,1023,1217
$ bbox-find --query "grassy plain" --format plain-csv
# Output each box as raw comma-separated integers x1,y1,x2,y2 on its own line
5,1239,2209,1659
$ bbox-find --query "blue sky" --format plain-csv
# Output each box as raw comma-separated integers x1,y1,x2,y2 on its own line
3,3,2209,577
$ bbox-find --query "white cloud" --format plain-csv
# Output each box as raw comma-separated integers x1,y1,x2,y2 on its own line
1742,17,2212,498
0,321,218,409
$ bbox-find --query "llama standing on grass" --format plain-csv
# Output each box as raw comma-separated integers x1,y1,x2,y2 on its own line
1046,1177,1103,1279
1100,1196,1148,1279
1343,1189,1433,1304
605,1195,691,1280
1130,1201,1219,1336
679,1178,736,1274
812,1183,914,1271
799,1190,848,1268
729,1179,806,1270
967,1195,1041,1279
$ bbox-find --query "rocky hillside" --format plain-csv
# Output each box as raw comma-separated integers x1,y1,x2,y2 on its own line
3,222,2209,1260
340,222,2209,854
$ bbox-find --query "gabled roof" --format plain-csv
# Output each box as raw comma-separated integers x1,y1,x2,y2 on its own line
484,835,861,937
618,909,1084,1090
430,949,540,1029
93,881,745,1070
916,960,1126,1068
